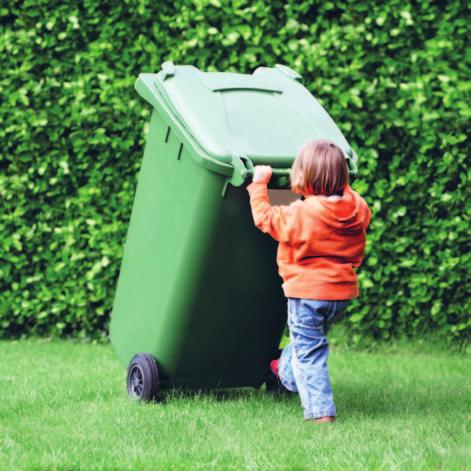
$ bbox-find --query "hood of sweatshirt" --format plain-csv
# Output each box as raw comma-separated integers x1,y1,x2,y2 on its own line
305,185,368,233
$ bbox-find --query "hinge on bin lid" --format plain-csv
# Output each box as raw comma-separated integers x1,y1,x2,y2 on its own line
345,148,359,181
161,61,175,80
222,155,254,196
275,64,302,81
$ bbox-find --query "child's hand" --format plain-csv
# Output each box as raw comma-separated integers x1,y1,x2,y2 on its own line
253,165,272,184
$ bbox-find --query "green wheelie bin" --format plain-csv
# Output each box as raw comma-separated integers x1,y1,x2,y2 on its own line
110,62,358,401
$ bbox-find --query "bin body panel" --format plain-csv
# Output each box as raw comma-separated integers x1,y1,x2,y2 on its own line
111,110,286,387
163,184,287,388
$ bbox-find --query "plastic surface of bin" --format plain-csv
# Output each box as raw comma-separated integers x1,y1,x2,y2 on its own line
110,62,358,391
134,62,358,182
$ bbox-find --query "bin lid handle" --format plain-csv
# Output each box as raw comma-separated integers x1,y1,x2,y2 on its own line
275,64,302,81
161,61,175,80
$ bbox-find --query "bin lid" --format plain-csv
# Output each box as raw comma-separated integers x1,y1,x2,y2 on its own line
135,62,356,169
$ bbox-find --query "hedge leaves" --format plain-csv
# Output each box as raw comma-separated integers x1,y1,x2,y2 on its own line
1,0,469,343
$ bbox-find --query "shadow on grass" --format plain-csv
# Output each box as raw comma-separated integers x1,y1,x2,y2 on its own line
158,378,465,418
160,386,295,403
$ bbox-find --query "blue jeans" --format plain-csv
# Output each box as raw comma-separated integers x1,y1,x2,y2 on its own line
279,298,349,420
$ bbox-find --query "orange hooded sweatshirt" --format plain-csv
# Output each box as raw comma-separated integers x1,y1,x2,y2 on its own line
247,182,371,300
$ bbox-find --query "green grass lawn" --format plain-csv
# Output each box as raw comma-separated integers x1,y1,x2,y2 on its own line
0,340,469,470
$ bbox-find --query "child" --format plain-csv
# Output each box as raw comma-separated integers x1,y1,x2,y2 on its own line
247,140,371,423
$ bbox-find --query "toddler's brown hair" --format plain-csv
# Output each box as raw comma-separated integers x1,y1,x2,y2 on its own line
290,140,349,196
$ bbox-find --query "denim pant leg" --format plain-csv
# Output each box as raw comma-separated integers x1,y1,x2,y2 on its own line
279,298,349,420
279,342,298,392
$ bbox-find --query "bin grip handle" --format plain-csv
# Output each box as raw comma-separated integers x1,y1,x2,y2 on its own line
161,61,175,80
235,160,356,180
229,155,291,186
244,168,291,178
223,156,291,195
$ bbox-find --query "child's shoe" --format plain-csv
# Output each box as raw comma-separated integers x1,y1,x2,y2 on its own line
269,359,279,377
267,358,294,394
266,359,281,393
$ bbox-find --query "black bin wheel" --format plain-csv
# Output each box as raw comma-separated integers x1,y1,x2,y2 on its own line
127,353,160,402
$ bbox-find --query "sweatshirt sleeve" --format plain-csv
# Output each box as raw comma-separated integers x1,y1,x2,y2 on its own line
246,182,299,242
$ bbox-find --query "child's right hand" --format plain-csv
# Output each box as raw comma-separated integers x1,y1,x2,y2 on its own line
253,165,273,184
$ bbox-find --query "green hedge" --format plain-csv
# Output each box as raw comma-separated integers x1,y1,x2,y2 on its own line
1,0,469,344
